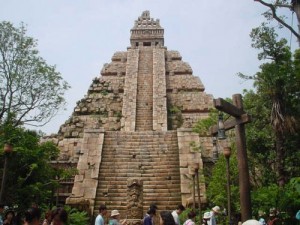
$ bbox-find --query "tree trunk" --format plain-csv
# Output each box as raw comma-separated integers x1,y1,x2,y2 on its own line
293,0,300,44
275,130,286,187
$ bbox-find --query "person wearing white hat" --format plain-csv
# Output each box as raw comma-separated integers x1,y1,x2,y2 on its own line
109,210,124,225
208,206,220,225
201,212,211,225
242,219,260,225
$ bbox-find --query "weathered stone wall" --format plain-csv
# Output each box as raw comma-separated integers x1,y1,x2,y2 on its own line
153,48,167,131
164,50,213,130
166,75,204,91
101,51,127,76
167,92,213,112
66,128,105,214
177,128,207,205
121,49,139,131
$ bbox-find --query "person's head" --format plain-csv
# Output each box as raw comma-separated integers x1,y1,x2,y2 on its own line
176,204,185,215
242,219,260,225
203,212,211,221
150,204,158,210
187,211,196,220
258,210,264,217
0,204,4,213
147,207,156,217
159,211,175,225
111,210,120,219
99,204,107,216
4,210,15,221
45,210,52,222
24,207,41,225
51,208,68,225
212,206,220,215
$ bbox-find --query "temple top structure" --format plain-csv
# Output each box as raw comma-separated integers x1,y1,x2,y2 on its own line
130,11,164,48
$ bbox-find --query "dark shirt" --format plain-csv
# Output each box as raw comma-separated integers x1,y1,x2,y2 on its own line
143,215,152,225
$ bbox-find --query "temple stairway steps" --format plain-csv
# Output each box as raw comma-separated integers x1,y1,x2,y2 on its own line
94,131,182,217
136,48,154,131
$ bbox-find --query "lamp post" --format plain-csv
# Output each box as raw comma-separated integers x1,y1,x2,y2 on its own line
210,94,252,221
0,143,13,204
212,137,219,162
223,147,232,225
217,113,226,140
189,166,196,210
193,163,202,224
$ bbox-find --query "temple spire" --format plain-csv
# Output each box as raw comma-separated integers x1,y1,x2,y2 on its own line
130,10,164,48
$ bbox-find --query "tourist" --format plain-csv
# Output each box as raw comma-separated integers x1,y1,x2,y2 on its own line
3,209,15,225
183,211,196,225
159,211,175,225
242,220,260,225
0,204,4,225
171,204,185,225
207,206,220,225
95,204,107,225
143,207,156,225
109,210,122,225
42,210,52,225
257,210,266,225
266,210,280,225
23,207,41,225
202,212,211,225
50,208,68,225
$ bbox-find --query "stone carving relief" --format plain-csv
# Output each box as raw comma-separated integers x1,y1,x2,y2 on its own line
126,178,143,221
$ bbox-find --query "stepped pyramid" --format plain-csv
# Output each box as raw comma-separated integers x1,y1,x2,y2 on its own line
48,11,215,220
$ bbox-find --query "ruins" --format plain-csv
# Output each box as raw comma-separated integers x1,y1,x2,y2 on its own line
49,11,216,219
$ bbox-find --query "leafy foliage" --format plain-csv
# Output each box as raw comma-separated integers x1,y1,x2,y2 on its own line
0,124,72,210
206,147,240,213
239,24,300,186
64,206,90,225
0,21,70,127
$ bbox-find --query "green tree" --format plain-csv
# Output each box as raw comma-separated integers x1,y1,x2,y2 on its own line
0,21,70,127
0,124,73,209
238,24,300,187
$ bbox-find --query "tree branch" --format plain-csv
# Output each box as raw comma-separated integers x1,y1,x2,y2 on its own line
255,0,300,41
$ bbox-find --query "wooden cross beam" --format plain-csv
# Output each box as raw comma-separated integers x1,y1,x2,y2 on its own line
210,113,251,135
210,94,252,222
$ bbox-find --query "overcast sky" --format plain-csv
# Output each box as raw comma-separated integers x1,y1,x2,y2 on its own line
0,0,298,134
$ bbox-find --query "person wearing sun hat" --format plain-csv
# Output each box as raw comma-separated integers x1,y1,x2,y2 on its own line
109,210,121,225
201,212,211,225
208,206,220,225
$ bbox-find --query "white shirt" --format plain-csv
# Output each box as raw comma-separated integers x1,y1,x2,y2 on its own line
172,211,180,225
95,214,104,225
207,211,216,225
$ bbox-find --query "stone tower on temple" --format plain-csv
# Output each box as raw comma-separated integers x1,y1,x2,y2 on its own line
49,11,215,221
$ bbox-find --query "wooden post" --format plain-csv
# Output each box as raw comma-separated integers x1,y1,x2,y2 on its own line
232,94,252,221
210,94,252,222
192,174,196,210
195,169,202,223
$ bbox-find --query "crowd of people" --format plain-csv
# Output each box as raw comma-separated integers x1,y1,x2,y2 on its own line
94,204,222,225
0,204,67,225
94,203,300,225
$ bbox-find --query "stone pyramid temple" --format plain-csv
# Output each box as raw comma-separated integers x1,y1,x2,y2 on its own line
49,11,216,221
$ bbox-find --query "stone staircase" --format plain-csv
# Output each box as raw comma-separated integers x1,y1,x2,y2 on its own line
136,48,153,131
94,131,181,218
